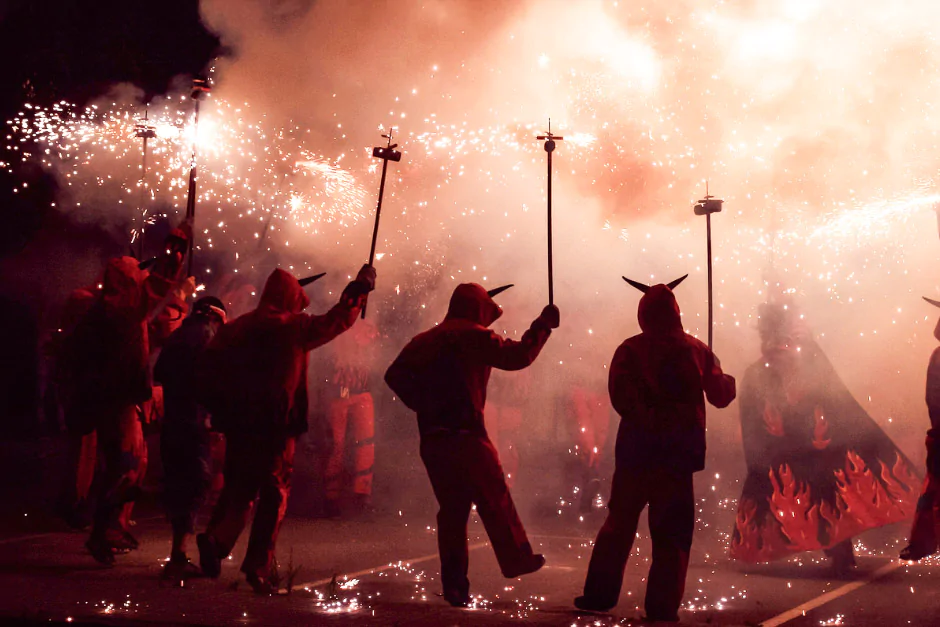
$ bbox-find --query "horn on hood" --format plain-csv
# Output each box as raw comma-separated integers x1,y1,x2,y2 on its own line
622,277,650,294
924,296,940,309
138,257,158,271
486,284,514,298
666,274,689,290
298,272,327,287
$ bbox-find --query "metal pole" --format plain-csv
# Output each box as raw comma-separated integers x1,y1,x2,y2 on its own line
138,132,148,259
361,157,389,319
706,212,713,350
547,148,553,306
185,97,200,276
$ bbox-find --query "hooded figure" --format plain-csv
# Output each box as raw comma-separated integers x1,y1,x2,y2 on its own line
385,284,559,607
196,264,375,594
154,296,227,579
321,318,379,517
576,280,736,622
63,256,193,564
900,298,940,561
729,302,919,572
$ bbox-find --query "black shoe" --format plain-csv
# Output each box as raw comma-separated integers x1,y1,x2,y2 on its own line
86,537,116,566
900,542,937,561
162,556,201,581
574,595,614,612
503,554,545,578
246,574,276,596
443,591,471,607
197,534,222,578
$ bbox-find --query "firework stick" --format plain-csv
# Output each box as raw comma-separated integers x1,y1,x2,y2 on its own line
537,120,563,306
184,78,210,277
693,184,724,350
362,130,402,319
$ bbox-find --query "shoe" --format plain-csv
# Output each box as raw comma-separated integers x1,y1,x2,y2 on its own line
502,554,545,578
574,595,614,612
162,556,201,581
197,533,222,578
900,542,937,561
444,592,471,607
86,537,116,566
246,574,276,596
104,528,135,553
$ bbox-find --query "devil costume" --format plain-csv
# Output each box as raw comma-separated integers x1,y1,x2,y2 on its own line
730,302,919,569
385,283,558,607
195,266,374,593
576,277,736,621
900,297,940,561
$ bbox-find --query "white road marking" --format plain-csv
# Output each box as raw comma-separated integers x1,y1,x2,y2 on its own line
758,561,903,627
290,542,488,591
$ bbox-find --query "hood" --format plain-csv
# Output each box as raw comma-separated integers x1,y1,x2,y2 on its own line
445,283,502,327
637,284,682,335
935,317,940,344
102,256,145,311
258,268,309,314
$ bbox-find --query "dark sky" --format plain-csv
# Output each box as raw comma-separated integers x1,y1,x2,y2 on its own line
0,0,220,256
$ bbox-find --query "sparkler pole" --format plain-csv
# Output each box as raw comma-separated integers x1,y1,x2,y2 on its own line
134,108,156,259
693,183,724,350
537,120,564,306
363,129,402,318
185,78,210,277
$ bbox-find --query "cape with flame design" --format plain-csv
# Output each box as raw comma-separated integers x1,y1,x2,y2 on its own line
730,339,920,563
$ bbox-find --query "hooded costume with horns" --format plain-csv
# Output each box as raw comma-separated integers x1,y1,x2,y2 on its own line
577,277,735,621
385,283,557,606
196,265,373,590
730,302,920,568
900,297,940,560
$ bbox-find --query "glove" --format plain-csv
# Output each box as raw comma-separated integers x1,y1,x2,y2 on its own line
536,304,560,329
355,264,377,291
344,265,377,301
181,276,198,299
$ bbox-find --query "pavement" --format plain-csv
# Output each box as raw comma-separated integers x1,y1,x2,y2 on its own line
1,436,939,626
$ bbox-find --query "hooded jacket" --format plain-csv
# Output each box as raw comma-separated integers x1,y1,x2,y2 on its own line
197,269,363,436
385,283,552,438
61,257,153,416
154,311,220,428
609,284,736,474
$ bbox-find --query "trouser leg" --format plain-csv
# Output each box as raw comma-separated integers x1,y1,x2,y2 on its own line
242,437,295,579
324,398,348,503
90,405,142,543
469,438,534,576
582,469,646,607
349,394,375,497
645,472,694,621
205,436,262,558
421,439,473,600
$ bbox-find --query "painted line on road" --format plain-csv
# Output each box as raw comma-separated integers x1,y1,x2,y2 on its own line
758,561,903,627
291,541,488,592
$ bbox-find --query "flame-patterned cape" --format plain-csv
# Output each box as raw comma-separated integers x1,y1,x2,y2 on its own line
730,338,920,563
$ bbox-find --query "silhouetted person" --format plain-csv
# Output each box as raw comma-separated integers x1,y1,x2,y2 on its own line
154,296,227,580
385,283,559,607
195,265,375,594
575,277,735,622
901,296,940,560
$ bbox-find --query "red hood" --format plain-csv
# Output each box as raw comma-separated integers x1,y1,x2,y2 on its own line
444,283,502,327
258,268,309,314
102,256,145,311
637,284,682,335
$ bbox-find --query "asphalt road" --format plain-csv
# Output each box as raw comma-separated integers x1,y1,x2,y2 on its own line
1,503,938,627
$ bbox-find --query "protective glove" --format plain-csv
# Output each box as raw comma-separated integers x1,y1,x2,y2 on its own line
344,264,377,301
536,304,560,329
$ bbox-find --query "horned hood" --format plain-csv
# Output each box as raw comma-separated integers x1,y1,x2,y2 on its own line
637,284,682,335
258,268,310,314
444,283,502,327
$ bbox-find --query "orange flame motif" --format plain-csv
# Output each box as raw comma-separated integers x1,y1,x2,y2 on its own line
763,401,785,437
812,406,831,450
731,451,920,561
